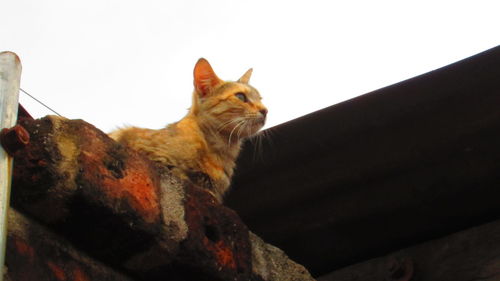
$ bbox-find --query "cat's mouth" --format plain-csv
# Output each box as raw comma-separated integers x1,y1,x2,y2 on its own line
251,117,266,131
257,118,266,127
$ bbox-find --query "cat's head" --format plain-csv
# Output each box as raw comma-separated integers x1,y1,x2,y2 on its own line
190,58,267,142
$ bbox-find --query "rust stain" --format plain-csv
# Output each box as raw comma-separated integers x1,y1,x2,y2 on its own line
0,125,30,155
213,241,237,269
72,267,90,281
78,143,161,224
182,185,253,277
47,261,67,281
202,232,237,270
100,164,161,224
13,238,35,260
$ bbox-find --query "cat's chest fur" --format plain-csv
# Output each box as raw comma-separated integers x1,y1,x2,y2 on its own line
111,118,240,201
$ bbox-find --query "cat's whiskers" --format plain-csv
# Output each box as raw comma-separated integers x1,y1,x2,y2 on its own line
110,58,266,203
251,132,264,163
258,132,265,160
236,120,247,141
246,118,255,137
247,117,272,163
228,119,246,146
216,117,242,133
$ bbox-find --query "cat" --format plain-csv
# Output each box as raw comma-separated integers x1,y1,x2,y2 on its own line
109,58,267,202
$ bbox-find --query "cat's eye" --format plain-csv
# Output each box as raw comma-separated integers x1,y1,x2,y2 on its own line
235,92,248,102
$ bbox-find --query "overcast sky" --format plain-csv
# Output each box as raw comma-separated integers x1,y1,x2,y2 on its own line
2,1,499,132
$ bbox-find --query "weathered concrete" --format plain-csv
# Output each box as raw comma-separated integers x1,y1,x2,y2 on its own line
5,209,133,281
250,232,314,281
8,115,314,281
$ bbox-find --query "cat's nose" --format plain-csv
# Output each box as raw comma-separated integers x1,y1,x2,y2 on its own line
260,108,268,118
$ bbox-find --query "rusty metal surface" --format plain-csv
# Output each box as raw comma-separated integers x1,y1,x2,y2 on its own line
317,219,500,281
6,209,134,281
1,125,30,156
227,45,500,276
9,116,313,281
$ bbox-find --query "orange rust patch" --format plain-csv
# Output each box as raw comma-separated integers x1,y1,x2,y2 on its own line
78,144,161,224
214,241,236,268
203,238,237,270
101,165,161,224
72,267,90,281
14,238,35,260
47,261,67,281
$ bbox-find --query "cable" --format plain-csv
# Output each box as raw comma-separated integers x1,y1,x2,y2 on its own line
19,88,62,117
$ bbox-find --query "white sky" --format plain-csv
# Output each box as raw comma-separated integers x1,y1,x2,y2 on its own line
2,1,499,132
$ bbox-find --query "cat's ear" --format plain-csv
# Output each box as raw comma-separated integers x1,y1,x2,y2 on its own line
193,58,223,97
238,68,253,84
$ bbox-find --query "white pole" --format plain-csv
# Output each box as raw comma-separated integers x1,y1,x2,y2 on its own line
0,51,21,281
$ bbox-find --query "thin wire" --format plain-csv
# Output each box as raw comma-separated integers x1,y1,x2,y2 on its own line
19,88,62,117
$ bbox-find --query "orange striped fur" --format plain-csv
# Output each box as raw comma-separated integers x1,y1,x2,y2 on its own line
109,58,267,202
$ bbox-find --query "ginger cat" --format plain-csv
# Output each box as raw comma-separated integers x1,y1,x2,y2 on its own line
110,58,267,202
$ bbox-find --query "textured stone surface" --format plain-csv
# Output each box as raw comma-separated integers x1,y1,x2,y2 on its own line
8,115,314,281
5,209,133,281
250,232,315,281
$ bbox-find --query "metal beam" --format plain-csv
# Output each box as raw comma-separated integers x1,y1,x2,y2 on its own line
227,45,500,276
